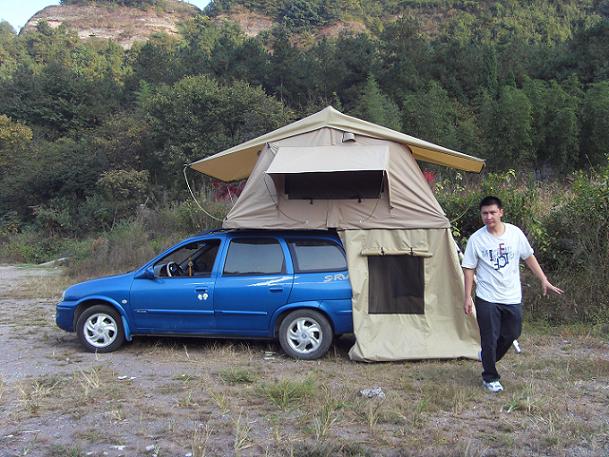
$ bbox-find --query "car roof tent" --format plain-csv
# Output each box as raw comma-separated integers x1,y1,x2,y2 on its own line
189,106,484,182
189,107,483,362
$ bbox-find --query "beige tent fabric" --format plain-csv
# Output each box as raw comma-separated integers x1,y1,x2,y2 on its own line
223,129,450,230
190,106,485,181
341,229,480,361
266,145,389,174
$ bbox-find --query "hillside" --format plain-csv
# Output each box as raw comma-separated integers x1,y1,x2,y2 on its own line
207,0,607,43
21,0,200,49
19,0,609,49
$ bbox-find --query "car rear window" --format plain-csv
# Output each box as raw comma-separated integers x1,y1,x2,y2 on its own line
223,238,285,275
288,239,347,273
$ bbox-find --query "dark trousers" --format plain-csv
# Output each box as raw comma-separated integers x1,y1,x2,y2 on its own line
475,296,523,383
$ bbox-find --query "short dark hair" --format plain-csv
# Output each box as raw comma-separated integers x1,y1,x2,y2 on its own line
479,195,503,209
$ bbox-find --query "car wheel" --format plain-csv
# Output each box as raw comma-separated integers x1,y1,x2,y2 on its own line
76,305,125,353
279,309,333,360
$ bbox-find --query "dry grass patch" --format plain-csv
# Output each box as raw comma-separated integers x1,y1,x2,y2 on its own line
218,367,257,385
258,377,316,410
7,274,70,300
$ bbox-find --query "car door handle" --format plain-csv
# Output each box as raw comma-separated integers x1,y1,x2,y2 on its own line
196,288,209,301
269,287,283,293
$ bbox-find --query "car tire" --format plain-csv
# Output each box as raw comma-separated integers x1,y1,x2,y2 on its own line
76,305,125,353
279,309,333,360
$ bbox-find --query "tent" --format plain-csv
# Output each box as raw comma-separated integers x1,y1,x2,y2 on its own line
190,106,484,361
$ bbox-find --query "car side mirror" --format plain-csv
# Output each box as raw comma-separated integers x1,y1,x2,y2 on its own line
135,266,155,280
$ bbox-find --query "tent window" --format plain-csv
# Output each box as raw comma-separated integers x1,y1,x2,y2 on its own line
368,255,424,314
285,171,384,200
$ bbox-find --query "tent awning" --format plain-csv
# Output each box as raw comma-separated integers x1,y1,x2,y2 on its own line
190,106,485,181
266,145,389,175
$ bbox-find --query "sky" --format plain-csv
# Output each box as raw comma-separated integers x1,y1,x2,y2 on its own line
0,0,210,32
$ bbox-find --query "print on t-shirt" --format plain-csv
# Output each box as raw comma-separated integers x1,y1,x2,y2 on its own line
488,242,513,270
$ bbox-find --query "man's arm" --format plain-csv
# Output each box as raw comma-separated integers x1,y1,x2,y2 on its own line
463,268,475,315
524,255,564,296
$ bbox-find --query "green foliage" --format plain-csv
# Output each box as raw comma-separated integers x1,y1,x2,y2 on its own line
350,75,401,131
580,81,609,167
139,75,291,185
65,220,158,276
0,115,32,170
544,163,609,270
278,0,325,29
479,85,534,168
528,163,609,323
402,81,458,147
523,77,580,172
437,170,545,251
258,377,316,409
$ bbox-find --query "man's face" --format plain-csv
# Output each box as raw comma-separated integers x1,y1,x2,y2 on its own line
480,204,504,229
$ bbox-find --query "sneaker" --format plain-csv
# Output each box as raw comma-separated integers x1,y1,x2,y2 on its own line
482,380,504,393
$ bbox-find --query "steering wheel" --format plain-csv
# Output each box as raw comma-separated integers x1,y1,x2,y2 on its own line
166,261,184,277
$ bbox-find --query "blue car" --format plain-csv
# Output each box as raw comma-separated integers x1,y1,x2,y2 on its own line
56,230,353,359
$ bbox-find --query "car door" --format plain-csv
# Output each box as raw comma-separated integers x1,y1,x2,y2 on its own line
213,236,293,336
129,239,221,333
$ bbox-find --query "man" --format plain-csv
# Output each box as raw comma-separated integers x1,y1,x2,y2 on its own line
462,196,563,393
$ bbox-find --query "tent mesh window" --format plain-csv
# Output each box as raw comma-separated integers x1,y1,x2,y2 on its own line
368,255,424,314
285,171,384,200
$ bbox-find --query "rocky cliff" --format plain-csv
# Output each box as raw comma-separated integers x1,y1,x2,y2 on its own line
21,1,200,49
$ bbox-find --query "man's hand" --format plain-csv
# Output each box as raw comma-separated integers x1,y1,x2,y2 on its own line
525,255,565,296
542,278,564,296
464,296,474,315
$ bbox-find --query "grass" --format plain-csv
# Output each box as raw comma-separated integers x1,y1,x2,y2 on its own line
1,265,608,456
258,377,317,410
218,367,257,384
192,423,213,457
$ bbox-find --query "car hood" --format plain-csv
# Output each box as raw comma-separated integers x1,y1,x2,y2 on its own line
64,272,134,301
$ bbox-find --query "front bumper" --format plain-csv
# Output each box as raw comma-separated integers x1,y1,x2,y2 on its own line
56,301,77,332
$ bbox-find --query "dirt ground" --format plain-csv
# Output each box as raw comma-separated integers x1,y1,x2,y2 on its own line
0,265,608,457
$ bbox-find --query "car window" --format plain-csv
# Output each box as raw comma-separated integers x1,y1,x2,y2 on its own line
223,238,285,275
288,239,347,273
190,240,220,276
154,239,220,277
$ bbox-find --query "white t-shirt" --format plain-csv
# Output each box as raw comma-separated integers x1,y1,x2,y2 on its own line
462,223,534,304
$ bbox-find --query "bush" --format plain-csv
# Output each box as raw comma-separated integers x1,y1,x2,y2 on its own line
436,170,547,252
530,162,609,323
66,220,158,277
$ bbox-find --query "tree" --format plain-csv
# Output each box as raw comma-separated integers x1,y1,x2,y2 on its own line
580,81,609,167
378,17,429,100
128,33,183,86
0,115,33,170
402,81,458,148
523,77,580,172
351,75,401,131
139,75,292,189
480,85,534,169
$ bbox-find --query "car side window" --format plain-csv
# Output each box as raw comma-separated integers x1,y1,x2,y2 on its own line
223,238,285,275
153,239,220,277
287,239,347,273
190,240,220,276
